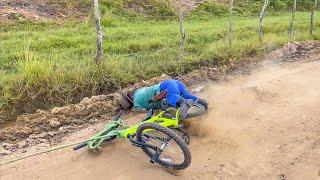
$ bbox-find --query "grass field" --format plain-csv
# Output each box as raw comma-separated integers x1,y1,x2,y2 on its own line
1,11,320,115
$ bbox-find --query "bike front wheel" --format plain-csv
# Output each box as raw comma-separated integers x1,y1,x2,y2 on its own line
136,123,191,170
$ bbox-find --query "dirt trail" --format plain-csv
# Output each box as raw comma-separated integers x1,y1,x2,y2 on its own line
1,56,320,179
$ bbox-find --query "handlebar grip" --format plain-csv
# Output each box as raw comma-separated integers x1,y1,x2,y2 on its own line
73,142,87,151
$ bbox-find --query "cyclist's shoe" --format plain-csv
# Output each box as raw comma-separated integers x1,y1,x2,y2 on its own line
177,98,190,120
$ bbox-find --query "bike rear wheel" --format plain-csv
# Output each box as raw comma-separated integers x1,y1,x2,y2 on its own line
136,123,191,170
187,103,206,118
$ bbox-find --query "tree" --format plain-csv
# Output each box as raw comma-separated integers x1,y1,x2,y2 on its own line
290,0,297,37
259,0,269,41
179,0,186,61
93,0,103,64
310,0,318,35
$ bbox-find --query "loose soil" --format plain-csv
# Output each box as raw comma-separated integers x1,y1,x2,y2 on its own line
0,0,88,21
1,41,320,179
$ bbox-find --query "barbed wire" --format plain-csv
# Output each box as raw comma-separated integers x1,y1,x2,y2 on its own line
104,10,315,20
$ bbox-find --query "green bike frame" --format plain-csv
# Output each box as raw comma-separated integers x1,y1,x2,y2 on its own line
85,109,180,149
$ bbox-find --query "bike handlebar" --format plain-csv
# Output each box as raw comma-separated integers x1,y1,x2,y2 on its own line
73,142,87,151
74,109,124,151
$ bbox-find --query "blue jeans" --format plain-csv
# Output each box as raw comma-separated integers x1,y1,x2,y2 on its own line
159,80,198,108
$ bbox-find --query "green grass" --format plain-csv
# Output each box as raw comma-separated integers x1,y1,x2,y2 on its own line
1,12,320,115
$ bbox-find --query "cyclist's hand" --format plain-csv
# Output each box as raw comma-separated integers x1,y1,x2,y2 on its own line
160,99,169,110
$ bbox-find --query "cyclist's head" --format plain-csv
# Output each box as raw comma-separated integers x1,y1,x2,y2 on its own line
116,89,135,110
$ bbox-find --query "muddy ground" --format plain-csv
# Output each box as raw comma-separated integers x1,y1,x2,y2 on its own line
1,41,320,179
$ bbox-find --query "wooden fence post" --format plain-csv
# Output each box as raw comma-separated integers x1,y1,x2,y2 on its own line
310,0,318,35
228,0,234,54
179,0,186,62
259,0,269,41
93,0,103,64
290,0,297,37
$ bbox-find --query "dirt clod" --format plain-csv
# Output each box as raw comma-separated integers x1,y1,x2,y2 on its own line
49,119,61,128
0,147,12,156
72,119,83,125
1,142,11,148
17,141,27,149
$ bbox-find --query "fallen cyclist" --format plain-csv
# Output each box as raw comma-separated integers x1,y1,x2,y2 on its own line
116,79,208,120
73,79,204,170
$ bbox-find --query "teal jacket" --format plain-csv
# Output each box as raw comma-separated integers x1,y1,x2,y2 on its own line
133,84,162,110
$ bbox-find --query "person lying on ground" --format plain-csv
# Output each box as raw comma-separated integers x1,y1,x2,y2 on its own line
116,79,208,120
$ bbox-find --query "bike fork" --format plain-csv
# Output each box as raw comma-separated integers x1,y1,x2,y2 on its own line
150,142,168,164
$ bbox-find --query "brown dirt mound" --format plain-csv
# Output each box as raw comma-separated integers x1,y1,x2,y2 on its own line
0,0,89,21
0,0,206,21
0,75,171,153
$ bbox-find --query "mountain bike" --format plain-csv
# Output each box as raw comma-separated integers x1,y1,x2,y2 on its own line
73,103,205,170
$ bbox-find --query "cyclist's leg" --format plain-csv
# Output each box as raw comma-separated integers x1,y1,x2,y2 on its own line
176,80,208,110
160,80,192,120
175,80,198,102
160,80,181,107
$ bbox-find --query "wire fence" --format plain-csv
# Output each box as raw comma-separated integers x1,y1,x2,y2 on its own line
99,6,317,60
97,1,319,63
